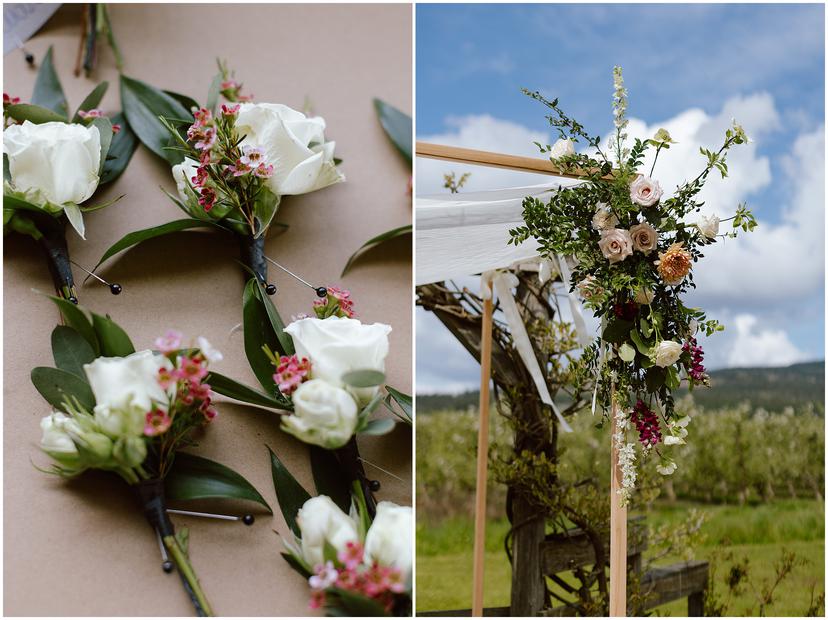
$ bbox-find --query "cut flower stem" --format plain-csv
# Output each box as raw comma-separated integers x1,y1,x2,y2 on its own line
163,534,214,616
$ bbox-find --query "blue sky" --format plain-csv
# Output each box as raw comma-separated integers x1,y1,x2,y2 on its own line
416,3,825,393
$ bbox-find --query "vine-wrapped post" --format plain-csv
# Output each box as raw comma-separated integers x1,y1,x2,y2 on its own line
471,296,494,617
609,397,627,617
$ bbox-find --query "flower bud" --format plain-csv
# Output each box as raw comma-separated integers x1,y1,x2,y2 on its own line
281,379,358,449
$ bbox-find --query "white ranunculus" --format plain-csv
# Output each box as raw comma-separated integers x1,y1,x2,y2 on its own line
629,175,663,207
235,103,344,196
281,379,358,449
653,340,682,368
84,350,173,438
296,495,359,567
284,317,392,406
548,138,575,160
364,502,413,580
3,121,101,207
697,214,720,239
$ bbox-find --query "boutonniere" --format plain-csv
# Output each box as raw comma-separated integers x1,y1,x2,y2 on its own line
270,449,412,616
92,60,344,292
32,296,269,616
4,46,138,301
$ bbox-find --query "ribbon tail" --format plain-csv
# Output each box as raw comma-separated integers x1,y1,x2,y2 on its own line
492,273,573,433
556,253,590,348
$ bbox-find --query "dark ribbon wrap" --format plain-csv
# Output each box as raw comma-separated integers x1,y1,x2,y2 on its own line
137,478,174,537
237,233,267,286
33,214,75,298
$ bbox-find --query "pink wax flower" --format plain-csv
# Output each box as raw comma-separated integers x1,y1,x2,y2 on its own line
144,409,172,436
3,93,21,106
221,103,240,117
111,123,122,134
198,186,217,211
313,286,356,319
192,107,213,128
77,108,104,119
154,329,183,353
157,366,178,390
193,127,216,151
192,165,210,188
179,356,208,383
273,355,311,396
337,541,364,571
253,162,274,178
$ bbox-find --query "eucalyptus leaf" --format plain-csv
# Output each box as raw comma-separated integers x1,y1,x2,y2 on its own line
206,371,291,410
242,280,281,393
341,224,411,276
47,295,99,355
359,418,396,436
100,113,139,184
342,369,386,388
51,325,95,378
120,75,192,164
268,447,311,537
91,313,135,357
31,47,68,118
31,367,95,411
309,446,351,513
93,218,221,271
373,98,412,163
166,452,271,512
5,103,67,125
72,81,109,122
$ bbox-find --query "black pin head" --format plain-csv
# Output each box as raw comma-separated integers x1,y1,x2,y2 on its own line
242,514,255,526
109,283,122,295
315,286,328,298
265,283,277,296
24,52,35,66
162,560,174,573
369,479,381,493
68,295,78,305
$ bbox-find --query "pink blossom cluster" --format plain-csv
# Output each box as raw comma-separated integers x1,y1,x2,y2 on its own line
307,542,405,612
683,337,707,383
77,108,122,133
313,286,356,319
273,355,311,396
145,331,217,437
630,399,662,448
4,93,21,128
219,79,253,103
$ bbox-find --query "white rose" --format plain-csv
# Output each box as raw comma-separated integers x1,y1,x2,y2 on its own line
629,175,663,207
297,495,359,567
3,121,101,207
653,340,682,368
235,103,344,195
364,501,413,580
597,228,633,264
281,379,358,449
284,317,392,406
84,350,173,438
548,138,575,160
592,203,619,231
697,214,720,239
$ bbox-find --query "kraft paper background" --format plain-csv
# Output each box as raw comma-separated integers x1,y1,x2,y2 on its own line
3,4,412,616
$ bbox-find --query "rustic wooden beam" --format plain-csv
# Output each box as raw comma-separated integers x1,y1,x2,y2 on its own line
639,561,709,610
418,607,511,617
540,520,648,576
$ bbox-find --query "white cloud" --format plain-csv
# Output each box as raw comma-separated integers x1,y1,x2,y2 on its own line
726,314,808,367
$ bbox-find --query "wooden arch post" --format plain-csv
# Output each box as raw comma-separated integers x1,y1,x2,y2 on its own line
416,142,628,617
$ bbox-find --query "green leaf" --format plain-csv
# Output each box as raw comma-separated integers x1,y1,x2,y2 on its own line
385,385,412,424
120,75,192,164
31,367,95,411
359,418,395,436
309,446,351,513
243,280,281,393
602,319,634,344
4,103,67,125
645,367,667,393
164,90,200,114
206,371,291,410
373,98,411,163
665,366,680,391
51,325,96,378
93,218,221,271
253,279,295,357
71,81,109,122
46,295,99,355
166,452,271,512
91,313,135,357
326,588,391,617
252,186,281,238
31,47,68,118
268,446,311,537
90,117,113,176
341,224,411,276
629,329,651,356
100,113,139,184
281,552,312,579
342,369,386,388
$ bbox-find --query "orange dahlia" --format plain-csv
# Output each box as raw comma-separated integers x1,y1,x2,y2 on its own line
655,242,692,285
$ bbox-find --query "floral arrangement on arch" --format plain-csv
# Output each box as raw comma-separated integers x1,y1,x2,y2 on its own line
32,297,270,616
510,66,757,503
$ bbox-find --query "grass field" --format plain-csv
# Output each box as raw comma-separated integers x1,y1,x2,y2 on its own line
416,500,824,616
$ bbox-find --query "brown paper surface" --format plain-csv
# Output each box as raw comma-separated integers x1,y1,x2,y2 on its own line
3,4,412,616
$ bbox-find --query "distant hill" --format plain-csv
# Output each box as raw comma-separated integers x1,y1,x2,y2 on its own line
417,361,824,414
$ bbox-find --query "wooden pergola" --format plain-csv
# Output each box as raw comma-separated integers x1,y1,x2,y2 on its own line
416,141,628,617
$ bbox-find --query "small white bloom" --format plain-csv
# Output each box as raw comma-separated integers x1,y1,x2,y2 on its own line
618,343,636,362
196,337,223,363
664,435,685,446
308,561,339,590
548,138,575,160
296,495,359,567
657,460,678,475
592,203,619,231
697,214,720,240
281,379,358,449
653,341,682,368
364,502,413,580
688,319,699,335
